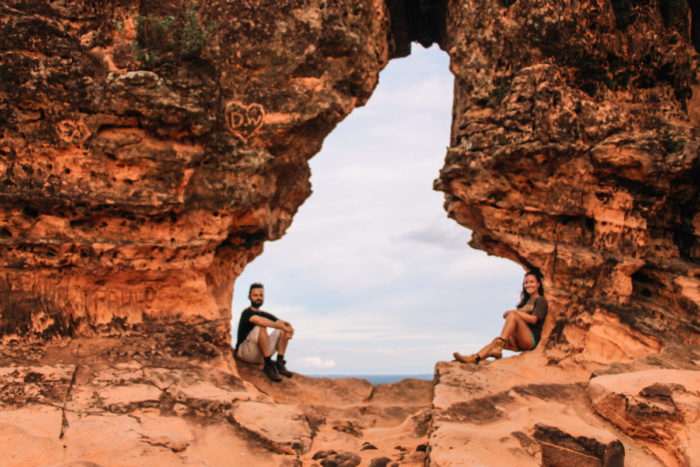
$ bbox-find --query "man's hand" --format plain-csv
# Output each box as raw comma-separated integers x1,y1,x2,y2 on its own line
279,320,294,338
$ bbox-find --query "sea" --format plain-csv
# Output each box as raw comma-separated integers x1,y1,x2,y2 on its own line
308,374,434,385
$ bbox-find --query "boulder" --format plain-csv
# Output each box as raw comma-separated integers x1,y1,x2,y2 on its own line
229,401,313,455
589,369,700,465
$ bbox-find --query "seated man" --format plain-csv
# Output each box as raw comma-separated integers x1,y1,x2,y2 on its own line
235,282,294,382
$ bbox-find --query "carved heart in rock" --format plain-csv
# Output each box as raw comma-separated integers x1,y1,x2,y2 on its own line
224,101,264,141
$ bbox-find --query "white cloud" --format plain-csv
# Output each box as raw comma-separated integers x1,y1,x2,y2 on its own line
231,46,526,375
298,356,336,369
397,217,470,251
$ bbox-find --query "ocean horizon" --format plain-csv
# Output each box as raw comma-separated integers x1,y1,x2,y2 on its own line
307,374,434,385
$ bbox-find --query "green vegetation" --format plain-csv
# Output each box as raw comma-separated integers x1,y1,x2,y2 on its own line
487,77,511,107
564,44,633,97
661,130,684,153
132,3,218,67
180,8,211,59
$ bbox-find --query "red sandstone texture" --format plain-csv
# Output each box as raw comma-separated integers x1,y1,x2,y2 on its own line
0,336,433,466
0,0,391,337
1,0,700,466
436,0,700,354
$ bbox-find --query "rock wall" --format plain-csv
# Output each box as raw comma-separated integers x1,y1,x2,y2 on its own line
2,0,700,466
435,0,700,361
0,0,390,340
2,0,695,356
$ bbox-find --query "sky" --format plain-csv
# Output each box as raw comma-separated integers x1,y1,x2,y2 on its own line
231,45,525,376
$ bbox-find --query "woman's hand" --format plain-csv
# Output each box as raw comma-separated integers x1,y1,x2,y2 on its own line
503,310,513,319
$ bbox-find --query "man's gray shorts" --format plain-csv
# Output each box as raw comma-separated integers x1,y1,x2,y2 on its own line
236,326,280,363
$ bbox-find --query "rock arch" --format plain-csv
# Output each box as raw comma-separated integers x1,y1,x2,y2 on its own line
0,0,698,361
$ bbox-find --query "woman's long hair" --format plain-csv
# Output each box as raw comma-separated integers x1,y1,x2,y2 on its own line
517,269,545,308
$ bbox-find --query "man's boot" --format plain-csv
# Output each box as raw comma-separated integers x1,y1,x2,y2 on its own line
263,359,282,382
276,357,293,378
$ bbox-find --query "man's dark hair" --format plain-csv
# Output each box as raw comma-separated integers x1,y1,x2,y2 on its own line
249,282,264,294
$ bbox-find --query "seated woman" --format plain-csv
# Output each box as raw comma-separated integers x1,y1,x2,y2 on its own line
454,270,548,364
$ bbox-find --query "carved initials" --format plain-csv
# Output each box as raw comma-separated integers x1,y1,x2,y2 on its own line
224,101,264,141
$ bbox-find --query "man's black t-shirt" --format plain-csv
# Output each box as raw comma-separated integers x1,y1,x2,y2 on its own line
236,307,278,349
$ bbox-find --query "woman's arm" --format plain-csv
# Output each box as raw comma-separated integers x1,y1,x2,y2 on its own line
512,309,538,324
503,303,534,319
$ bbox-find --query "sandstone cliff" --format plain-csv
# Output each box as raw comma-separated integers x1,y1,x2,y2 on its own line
435,0,700,362
1,0,699,466
1,0,391,338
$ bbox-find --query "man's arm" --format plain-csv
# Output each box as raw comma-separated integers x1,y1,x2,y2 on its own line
250,315,294,334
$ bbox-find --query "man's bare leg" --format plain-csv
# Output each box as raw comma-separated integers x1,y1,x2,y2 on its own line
256,327,281,382
276,331,290,356
256,326,272,357
275,330,293,378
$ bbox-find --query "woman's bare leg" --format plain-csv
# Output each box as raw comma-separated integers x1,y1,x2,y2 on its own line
475,338,500,359
500,313,533,350
454,314,534,363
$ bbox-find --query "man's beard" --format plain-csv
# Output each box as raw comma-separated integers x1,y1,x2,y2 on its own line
251,299,263,308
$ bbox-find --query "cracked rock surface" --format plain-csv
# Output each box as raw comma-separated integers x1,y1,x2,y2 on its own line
1,337,434,466
1,0,700,465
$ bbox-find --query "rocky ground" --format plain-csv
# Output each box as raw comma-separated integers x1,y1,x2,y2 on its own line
237,362,432,467
0,334,433,467
432,347,700,466
2,327,699,466
1,0,699,465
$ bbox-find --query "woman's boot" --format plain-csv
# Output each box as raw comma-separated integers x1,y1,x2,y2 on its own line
453,352,480,364
487,338,505,359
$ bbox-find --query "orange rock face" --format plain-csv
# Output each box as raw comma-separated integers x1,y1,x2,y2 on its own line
1,0,700,466
0,0,391,339
435,0,700,358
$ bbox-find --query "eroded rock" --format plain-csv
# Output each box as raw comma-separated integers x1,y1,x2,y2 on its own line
319,451,362,467
0,0,391,339
1,0,699,465
229,401,313,455
436,0,700,360
533,424,624,467
589,369,700,466
428,353,672,466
